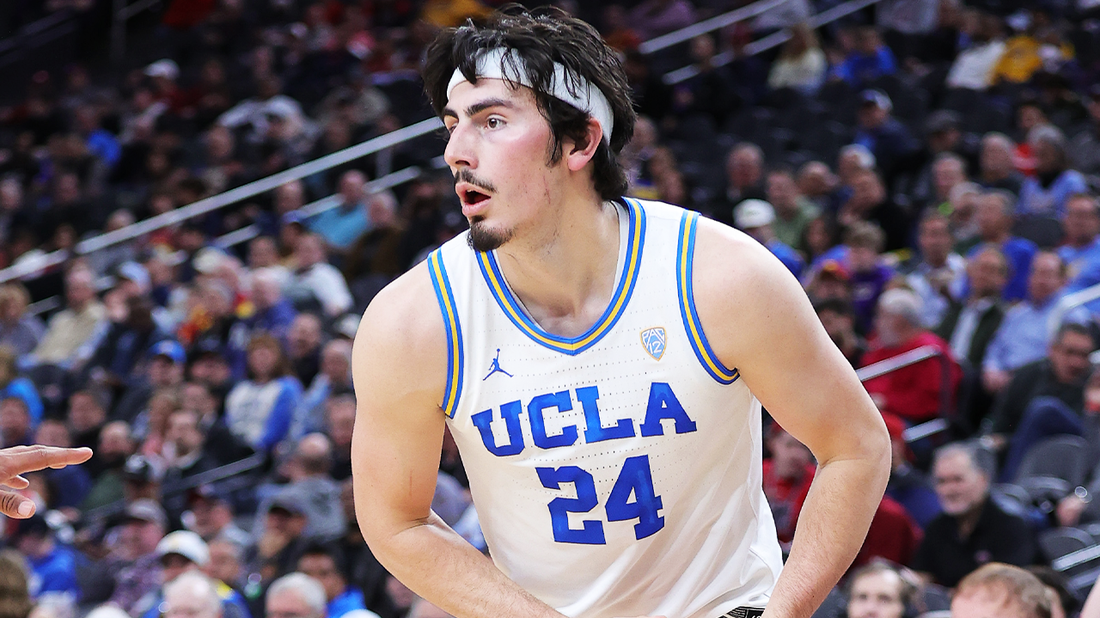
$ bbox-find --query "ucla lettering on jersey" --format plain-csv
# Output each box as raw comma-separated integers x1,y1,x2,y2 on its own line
427,199,783,618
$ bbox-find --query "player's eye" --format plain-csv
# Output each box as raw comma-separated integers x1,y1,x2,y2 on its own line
486,117,504,129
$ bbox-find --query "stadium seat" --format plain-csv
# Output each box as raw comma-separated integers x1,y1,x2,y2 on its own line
1014,435,1091,488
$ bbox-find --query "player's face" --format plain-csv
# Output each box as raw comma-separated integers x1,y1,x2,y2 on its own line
443,78,562,252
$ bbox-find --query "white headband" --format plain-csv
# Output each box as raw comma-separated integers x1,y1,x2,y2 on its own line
446,47,614,143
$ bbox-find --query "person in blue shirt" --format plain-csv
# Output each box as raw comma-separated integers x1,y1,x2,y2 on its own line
296,543,379,618
1017,126,1088,219
982,252,1087,395
1058,193,1100,282
308,170,373,254
12,514,80,601
734,199,804,278
852,90,920,186
969,190,1037,302
832,27,897,88
0,346,42,426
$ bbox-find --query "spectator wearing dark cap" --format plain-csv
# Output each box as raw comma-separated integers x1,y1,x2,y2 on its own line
734,199,804,277
137,531,252,618
864,289,962,424
1069,86,1100,177
108,499,168,614
257,434,345,543
187,485,250,548
114,340,186,425
1017,125,1088,219
12,514,79,601
248,492,311,584
187,342,234,411
853,90,920,188
296,543,379,618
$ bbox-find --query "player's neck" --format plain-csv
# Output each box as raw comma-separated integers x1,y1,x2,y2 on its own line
494,192,621,338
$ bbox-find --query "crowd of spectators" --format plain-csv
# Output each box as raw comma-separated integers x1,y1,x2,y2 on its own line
7,0,1100,617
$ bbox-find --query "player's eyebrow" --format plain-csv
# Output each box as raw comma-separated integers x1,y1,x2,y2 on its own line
442,97,515,120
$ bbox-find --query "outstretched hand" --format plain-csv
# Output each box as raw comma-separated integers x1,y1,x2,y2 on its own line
0,445,93,518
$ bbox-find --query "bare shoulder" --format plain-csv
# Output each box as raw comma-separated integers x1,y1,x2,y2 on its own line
689,216,814,350
352,260,448,407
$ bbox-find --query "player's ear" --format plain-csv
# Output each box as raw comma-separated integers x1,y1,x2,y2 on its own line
564,118,603,172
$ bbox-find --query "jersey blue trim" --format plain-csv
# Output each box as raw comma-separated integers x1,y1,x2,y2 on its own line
476,199,646,355
428,250,464,417
676,212,740,384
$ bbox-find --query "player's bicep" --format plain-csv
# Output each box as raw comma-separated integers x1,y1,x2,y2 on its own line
693,222,883,461
351,275,450,541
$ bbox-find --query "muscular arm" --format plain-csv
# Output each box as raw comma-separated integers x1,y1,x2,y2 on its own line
693,220,891,618
350,264,564,618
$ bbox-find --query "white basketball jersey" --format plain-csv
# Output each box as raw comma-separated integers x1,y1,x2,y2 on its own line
427,199,783,618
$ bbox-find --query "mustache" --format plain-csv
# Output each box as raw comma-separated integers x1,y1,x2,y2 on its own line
454,169,496,193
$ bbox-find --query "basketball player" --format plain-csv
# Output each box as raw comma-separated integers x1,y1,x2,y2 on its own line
350,8,890,618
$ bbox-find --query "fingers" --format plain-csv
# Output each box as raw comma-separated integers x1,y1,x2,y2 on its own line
0,446,92,481
5,475,28,489
0,489,35,518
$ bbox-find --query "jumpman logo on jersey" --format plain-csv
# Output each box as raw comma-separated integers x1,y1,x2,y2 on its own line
483,348,514,381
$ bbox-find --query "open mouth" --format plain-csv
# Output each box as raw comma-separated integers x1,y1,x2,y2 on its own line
462,188,490,205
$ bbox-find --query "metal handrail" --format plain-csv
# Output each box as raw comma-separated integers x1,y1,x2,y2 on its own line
855,345,956,443
663,0,882,85
638,0,795,54
1052,282,1100,336
0,117,444,286
81,451,267,525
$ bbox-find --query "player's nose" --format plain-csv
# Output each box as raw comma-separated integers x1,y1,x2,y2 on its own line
444,123,477,171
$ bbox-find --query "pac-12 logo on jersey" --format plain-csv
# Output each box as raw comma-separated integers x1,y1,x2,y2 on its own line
641,327,666,360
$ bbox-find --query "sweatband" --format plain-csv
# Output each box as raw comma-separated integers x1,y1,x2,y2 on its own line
446,47,614,143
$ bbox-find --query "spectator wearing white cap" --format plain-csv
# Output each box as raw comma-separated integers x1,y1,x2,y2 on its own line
136,531,251,618
734,199,804,277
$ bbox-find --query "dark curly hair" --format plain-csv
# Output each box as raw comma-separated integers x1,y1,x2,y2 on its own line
422,6,636,202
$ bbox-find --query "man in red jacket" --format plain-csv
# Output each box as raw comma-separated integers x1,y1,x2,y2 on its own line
863,288,962,423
